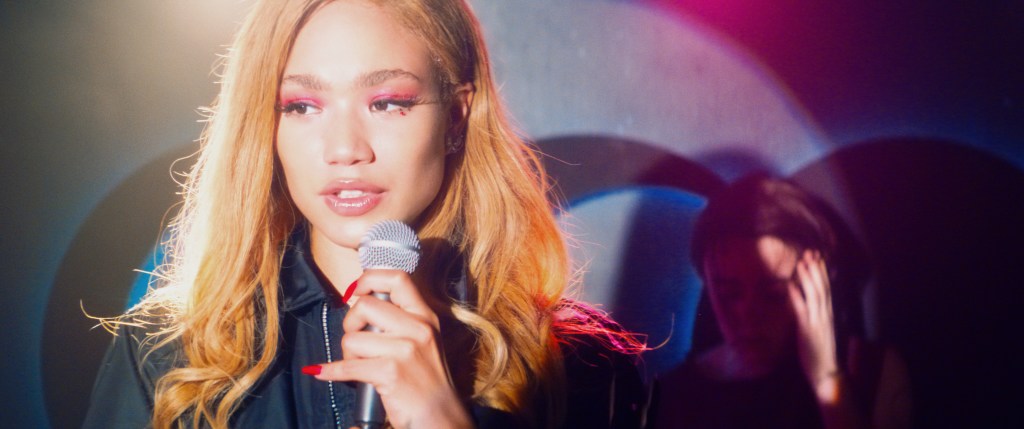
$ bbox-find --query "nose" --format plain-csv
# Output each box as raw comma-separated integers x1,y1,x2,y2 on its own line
322,109,374,165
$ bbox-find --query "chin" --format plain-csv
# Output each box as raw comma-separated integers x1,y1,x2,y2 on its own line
737,341,784,362
309,219,369,250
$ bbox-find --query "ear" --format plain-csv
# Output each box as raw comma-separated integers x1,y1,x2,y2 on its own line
448,82,474,135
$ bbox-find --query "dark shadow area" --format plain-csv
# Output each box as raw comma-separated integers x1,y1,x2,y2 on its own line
42,144,191,429
792,137,1024,429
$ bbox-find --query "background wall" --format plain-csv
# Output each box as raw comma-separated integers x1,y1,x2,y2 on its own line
2,0,1020,427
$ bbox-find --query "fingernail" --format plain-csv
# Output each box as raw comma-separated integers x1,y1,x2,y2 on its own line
342,280,358,304
302,365,322,376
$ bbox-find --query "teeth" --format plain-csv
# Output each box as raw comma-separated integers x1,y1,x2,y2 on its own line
337,190,367,198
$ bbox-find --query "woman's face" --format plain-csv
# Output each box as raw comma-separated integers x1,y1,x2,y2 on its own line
704,235,799,369
276,1,457,250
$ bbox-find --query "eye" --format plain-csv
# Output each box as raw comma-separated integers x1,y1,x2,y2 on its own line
277,101,321,116
369,98,417,114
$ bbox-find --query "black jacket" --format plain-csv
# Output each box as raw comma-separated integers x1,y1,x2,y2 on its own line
83,239,646,428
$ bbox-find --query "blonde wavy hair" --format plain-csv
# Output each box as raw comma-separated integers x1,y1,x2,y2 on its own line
119,0,619,427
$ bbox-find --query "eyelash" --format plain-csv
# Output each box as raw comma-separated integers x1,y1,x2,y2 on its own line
369,97,419,114
276,100,320,116
275,97,421,116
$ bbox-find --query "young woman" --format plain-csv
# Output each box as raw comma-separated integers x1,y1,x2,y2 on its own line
83,1,645,428
652,175,911,429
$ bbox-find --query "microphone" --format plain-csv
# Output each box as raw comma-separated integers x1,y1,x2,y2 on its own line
355,220,421,429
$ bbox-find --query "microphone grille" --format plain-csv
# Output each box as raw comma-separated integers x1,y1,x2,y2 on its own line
358,220,421,273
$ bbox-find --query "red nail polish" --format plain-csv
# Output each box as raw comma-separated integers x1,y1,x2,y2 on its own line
302,365,322,376
342,280,358,304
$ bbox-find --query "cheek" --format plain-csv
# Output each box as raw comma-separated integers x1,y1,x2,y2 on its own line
275,127,315,179
275,149,300,193
407,149,446,205
275,127,297,169
770,302,797,326
708,294,744,331
274,136,316,214
397,123,447,182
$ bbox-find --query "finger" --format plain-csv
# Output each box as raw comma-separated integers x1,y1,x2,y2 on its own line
805,251,833,323
309,357,397,391
343,294,437,336
788,281,809,325
353,270,436,320
796,253,820,322
813,252,832,303
806,251,830,295
340,327,436,361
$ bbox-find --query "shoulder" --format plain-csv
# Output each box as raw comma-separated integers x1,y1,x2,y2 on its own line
557,328,641,377
846,339,913,429
553,301,648,428
83,304,183,428
552,300,646,352
553,301,644,381
845,338,906,391
102,302,185,378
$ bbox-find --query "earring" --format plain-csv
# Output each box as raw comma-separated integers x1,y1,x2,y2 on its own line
445,134,464,155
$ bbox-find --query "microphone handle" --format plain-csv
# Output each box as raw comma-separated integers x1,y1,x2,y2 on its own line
355,291,390,429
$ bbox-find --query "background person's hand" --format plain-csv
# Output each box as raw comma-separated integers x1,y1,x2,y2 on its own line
788,250,842,402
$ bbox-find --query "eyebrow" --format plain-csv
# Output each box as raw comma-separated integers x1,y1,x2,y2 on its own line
280,74,330,91
280,69,422,91
357,69,423,87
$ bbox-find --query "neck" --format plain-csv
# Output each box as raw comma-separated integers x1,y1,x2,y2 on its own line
309,229,363,296
705,344,785,380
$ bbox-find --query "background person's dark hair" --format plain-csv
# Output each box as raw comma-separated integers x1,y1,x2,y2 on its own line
689,173,869,359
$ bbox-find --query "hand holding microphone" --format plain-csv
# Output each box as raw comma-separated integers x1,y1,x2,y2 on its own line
354,220,421,429
308,220,471,429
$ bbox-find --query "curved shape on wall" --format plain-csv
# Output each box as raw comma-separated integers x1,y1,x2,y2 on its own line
42,145,190,429
536,134,725,202
471,0,831,177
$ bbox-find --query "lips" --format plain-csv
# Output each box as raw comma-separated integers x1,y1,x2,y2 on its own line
336,189,370,199
320,179,384,216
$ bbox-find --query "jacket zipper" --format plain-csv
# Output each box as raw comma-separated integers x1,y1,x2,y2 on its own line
322,301,342,429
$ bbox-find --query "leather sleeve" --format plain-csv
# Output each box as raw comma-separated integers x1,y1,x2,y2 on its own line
469,343,648,429
82,323,170,428
472,404,521,428
563,339,647,429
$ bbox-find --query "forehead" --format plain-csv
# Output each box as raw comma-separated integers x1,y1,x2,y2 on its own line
707,235,799,282
285,1,436,84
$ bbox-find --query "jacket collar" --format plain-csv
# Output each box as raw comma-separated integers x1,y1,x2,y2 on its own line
279,227,334,312
277,225,472,311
